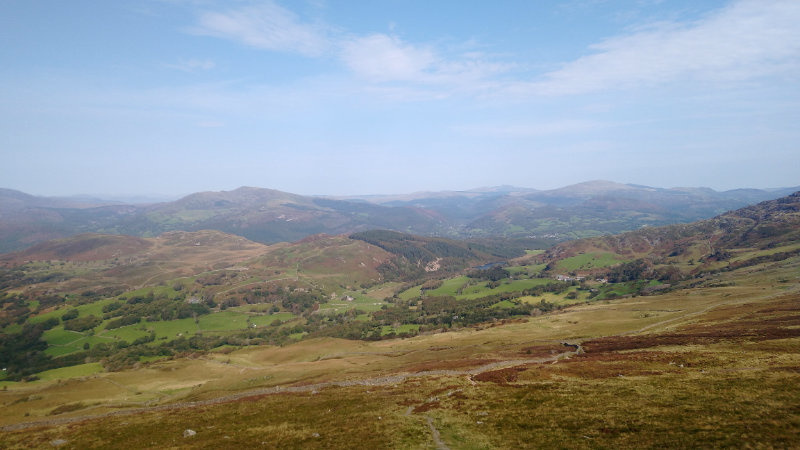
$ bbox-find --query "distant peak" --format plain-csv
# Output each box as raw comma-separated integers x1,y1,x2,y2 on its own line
550,180,634,195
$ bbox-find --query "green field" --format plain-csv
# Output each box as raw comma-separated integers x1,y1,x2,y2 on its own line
249,312,297,326
198,311,251,332
398,285,422,300
457,278,554,299
99,324,151,343
27,308,67,324
425,276,471,297
506,264,546,276
555,252,626,272
490,299,517,309
318,291,386,314
42,327,85,347
380,324,420,335
34,363,104,381
100,317,200,343
400,275,557,301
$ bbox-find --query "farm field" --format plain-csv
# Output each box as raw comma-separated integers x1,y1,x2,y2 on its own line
1,256,798,448
553,251,626,272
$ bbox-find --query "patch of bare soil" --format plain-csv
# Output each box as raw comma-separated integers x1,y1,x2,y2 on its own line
407,359,496,373
413,401,440,413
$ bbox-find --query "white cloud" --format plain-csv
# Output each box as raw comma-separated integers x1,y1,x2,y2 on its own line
521,0,800,95
187,4,511,95
192,2,328,56
184,0,800,102
338,33,514,99
340,34,436,82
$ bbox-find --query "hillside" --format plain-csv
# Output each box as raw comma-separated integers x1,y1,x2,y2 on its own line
2,182,797,253
0,187,450,253
338,181,800,239
0,193,798,447
0,228,528,381
536,191,800,282
463,182,800,239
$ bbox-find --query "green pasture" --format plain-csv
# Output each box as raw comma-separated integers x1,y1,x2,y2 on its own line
457,278,554,300
43,327,85,347
380,324,420,336
423,276,470,297
555,252,626,272
730,242,800,263
35,363,104,381
250,312,296,326
99,324,151,343
144,317,199,338
198,311,251,332
28,299,112,326
490,299,517,309
398,285,422,300
138,355,170,363
319,291,386,313
75,298,116,317
594,280,662,299
2,323,22,334
27,308,66,324
43,325,122,356
530,284,591,303
506,264,547,276
98,317,198,343
399,267,555,302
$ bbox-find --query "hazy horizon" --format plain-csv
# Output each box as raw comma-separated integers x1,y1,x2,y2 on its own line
2,1,799,197
4,178,799,204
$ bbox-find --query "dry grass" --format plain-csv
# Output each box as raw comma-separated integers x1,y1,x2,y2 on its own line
2,257,799,448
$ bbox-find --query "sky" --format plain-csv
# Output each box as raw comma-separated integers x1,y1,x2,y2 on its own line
2,0,799,198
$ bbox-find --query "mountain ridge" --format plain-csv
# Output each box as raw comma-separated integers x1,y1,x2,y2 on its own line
1,181,797,254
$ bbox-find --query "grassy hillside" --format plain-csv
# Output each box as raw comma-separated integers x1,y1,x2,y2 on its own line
1,247,797,448
536,191,800,280
2,230,537,380
3,183,797,253
0,193,799,447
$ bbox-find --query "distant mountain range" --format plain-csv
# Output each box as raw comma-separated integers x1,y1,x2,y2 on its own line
1,181,797,253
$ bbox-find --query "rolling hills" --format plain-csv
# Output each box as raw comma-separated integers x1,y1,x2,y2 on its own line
0,190,798,448
2,181,797,253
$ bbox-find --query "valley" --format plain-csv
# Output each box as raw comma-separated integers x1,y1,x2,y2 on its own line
3,182,797,253
6,1,800,447
0,191,798,447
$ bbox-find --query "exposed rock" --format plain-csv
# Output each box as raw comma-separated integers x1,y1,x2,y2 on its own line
183,429,197,438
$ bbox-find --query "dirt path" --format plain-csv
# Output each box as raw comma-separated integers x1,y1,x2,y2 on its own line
427,416,450,450
136,262,166,289
0,348,581,432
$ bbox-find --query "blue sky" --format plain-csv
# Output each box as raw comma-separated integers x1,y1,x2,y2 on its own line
2,0,799,197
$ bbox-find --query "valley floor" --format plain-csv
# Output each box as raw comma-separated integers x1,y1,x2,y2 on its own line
1,259,799,448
